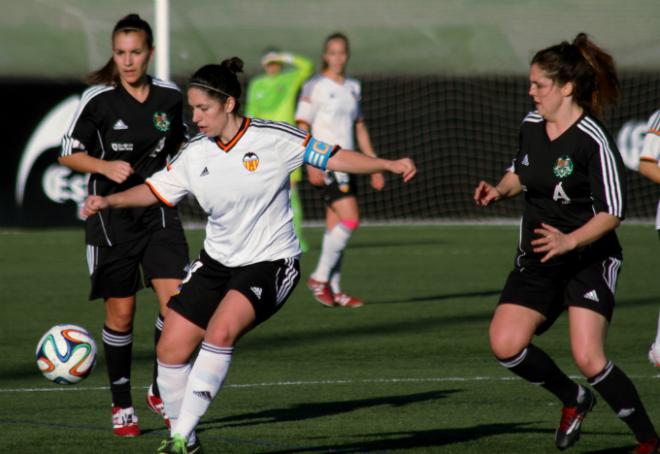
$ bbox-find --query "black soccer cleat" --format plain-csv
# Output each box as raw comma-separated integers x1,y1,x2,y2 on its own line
555,386,596,450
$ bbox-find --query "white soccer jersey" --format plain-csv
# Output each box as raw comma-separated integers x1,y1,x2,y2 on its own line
146,118,336,267
295,75,362,149
640,109,660,229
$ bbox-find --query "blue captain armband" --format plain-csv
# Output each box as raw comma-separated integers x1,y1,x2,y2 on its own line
303,136,339,171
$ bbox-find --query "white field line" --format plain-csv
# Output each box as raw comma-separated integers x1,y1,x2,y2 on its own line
2,374,660,393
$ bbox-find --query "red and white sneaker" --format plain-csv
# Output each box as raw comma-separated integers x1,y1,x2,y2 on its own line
146,384,171,428
112,405,140,437
307,277,335,307
333,292,364,308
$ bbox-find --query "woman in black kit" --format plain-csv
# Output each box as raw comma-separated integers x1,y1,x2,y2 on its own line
59,14,188,437
474,33,659,454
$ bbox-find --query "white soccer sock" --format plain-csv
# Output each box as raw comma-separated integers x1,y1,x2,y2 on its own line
329,253,343,293
173,342,233,441
312,225,352,282
655,310,660,345
157,360,191,436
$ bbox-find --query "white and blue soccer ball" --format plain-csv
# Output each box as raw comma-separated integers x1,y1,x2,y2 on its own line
35,324,97,384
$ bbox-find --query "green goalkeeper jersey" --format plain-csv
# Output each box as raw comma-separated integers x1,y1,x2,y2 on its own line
245,53,313,125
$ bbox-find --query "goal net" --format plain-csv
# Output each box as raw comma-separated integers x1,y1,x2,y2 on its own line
177,73,660,225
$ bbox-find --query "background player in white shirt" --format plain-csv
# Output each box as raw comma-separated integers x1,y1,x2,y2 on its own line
296,32,384,308
82,57,415,454
638,109,660,367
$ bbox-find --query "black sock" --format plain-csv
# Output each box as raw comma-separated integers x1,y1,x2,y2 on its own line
589,361,658,442
151,314,164,397
102,325,133,408
498,344,580,406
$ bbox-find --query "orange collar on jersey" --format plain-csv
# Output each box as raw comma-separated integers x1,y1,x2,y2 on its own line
215,117,251,153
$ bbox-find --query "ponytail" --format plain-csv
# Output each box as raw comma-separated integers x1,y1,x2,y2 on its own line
531,32,620,116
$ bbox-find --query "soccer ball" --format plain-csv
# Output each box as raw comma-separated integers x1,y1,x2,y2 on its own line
35,324,97,384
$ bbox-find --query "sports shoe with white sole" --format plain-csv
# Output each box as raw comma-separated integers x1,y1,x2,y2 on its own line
112,405,140,437
307,277,335,307
333,292,364,308
146,384,171,428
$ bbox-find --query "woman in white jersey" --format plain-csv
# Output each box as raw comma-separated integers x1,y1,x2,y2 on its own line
639,109,660,367
82,57,415,454
296,32,383,308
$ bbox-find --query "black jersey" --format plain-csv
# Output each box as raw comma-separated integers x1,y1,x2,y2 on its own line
512,111,626,265
61,77,187,246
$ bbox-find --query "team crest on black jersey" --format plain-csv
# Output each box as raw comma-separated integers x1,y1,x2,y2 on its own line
153,112,171,132
553,155,574,178
242,152,259,172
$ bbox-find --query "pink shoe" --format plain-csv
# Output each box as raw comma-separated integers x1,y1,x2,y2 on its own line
112,405,140,437
146,384,171,428
307,277,335,307
333,292,364,308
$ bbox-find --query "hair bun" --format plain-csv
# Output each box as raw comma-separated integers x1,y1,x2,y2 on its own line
220,57,244,75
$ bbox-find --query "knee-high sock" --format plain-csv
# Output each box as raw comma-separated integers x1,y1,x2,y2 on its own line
329,253,343,293
655,311,660,345
151,314,164,397
589,361,658,442
157,360,191,435
102,326,133,408
173,342,233,440
311,224,354,282
498,344,580,406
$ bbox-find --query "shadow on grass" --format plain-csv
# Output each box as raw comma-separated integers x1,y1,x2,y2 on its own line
260,425,635,453
369,289,501,305
198,389,457,431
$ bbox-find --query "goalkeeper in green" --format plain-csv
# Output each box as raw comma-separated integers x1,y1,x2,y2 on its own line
245,49,313,252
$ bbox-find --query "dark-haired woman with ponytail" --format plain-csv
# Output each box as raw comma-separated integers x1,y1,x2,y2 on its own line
81,57,415,453
474,33,659,453
60,14,189,437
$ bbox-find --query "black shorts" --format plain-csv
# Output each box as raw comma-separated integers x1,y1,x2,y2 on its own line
322,171,357,205
88,226,189,300
499,254,622,334
168,249,301,329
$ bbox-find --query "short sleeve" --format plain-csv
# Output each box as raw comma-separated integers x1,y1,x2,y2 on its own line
640,110,660,163
587,137,625,218
145,150,190,206
61,88,103,157
295,79,317,125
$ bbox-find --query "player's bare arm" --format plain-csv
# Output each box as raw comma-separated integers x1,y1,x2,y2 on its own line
639,160,660,185
327,149,415,183
474,171,522,206
82,184,158,218
355,120,385,190
59,152,133,184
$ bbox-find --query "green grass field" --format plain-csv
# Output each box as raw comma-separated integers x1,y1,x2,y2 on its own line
1,225,659,453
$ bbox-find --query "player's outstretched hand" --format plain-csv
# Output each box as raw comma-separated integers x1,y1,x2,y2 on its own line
101,160,133,184
81,195,109,219
473,181,502,206
388,158,416,183
531,222,577,262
